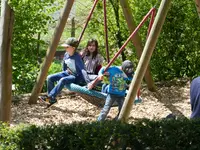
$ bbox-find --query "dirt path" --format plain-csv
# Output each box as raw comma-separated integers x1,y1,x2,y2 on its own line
11,79,191,126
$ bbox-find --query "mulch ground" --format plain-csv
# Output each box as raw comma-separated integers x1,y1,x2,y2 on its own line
11,79,191,126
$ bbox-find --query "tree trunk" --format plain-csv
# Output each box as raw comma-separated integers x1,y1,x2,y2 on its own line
29,0,75,104
110,0,126,61
120,0,156,91
119,0,172,123
0,0,14,122
37,32,41,63
71,17,75,37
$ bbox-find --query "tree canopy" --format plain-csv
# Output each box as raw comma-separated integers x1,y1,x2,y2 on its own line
3,0,200,94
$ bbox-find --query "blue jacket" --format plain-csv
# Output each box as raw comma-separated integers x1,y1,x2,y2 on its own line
190,77,200,118
62,52,90,84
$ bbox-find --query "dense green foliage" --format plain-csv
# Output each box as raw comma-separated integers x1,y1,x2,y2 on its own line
1,119,200,149
8,0,63,94
48,60,62,75
6,0,200,94
88,0,129,64
134,0,200,80
88,0,200,80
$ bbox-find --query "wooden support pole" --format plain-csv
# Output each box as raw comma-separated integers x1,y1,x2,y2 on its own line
120,0,156,92
195,0,200,18
0,0,14,122
118,0,172,123
29,0,75,104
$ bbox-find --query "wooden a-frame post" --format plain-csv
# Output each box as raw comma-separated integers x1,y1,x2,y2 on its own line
118,0,172,123
0,0,14,122
195,0,200,17
29,0,75,104
120,0,156,92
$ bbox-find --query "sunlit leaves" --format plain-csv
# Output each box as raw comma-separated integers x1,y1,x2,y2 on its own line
8,0,64,94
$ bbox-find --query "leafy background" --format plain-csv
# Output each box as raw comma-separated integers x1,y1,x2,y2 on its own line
2,0,200,94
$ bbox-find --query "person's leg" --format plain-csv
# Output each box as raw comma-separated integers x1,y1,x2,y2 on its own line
97,94,115,121
114,96,125,120
101,84,109,93
47,71,68,94
48,75,76,99
190,77,200,118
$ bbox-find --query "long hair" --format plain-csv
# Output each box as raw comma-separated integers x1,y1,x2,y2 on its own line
82,39,99,59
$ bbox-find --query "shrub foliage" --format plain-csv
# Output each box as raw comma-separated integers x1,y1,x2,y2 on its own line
1,119,200,150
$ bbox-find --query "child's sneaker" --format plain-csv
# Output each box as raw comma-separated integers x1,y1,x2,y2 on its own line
49,98,57,105
39,96,57,105
46,98,57,108
39,95,51,104
134,96,142,104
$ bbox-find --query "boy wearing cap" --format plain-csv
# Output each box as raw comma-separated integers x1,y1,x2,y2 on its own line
88,60,134,121
40,37,90,106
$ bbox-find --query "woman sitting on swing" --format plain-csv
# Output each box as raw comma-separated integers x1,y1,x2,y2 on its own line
80,39,104,81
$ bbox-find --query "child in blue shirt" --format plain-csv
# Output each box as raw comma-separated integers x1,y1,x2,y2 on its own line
88,60,134,121
40,37,90,105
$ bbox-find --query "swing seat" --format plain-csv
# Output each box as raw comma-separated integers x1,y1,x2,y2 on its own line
65,83,107,107
65,83,142,107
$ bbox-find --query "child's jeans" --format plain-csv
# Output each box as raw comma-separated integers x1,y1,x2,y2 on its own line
101,84,109,93
97,94,124,121
47,71,76,98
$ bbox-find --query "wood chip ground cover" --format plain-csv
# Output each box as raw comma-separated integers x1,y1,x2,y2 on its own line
11,79,191,126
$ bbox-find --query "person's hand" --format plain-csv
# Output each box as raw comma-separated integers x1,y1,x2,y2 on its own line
67,68,73,74
87,82,94,90
104,72,110,76
98,72,109,80
98,75,104,80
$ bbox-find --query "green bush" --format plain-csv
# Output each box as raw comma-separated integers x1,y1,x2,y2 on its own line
88,0,200,81
48,60,62,75
9,0,64,95
1,119,200,150
39,60,62,93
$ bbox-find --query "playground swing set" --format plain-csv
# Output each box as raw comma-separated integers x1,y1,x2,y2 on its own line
45,0,157,107
27,0,173,121
64,0,158,107
65,7,158,107
1,0,199,122
29,0,164,106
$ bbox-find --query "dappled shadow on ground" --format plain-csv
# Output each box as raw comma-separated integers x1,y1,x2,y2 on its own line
11,79,191,126
129,79,191,122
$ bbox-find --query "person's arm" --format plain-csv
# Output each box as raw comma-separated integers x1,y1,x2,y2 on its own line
87,75,103,90
62,53,68,71
87,67,110,90
81,69,91,84
76,55,91,84
79,50,85,58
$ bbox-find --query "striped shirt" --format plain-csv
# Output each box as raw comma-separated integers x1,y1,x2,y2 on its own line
83,54,104,74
